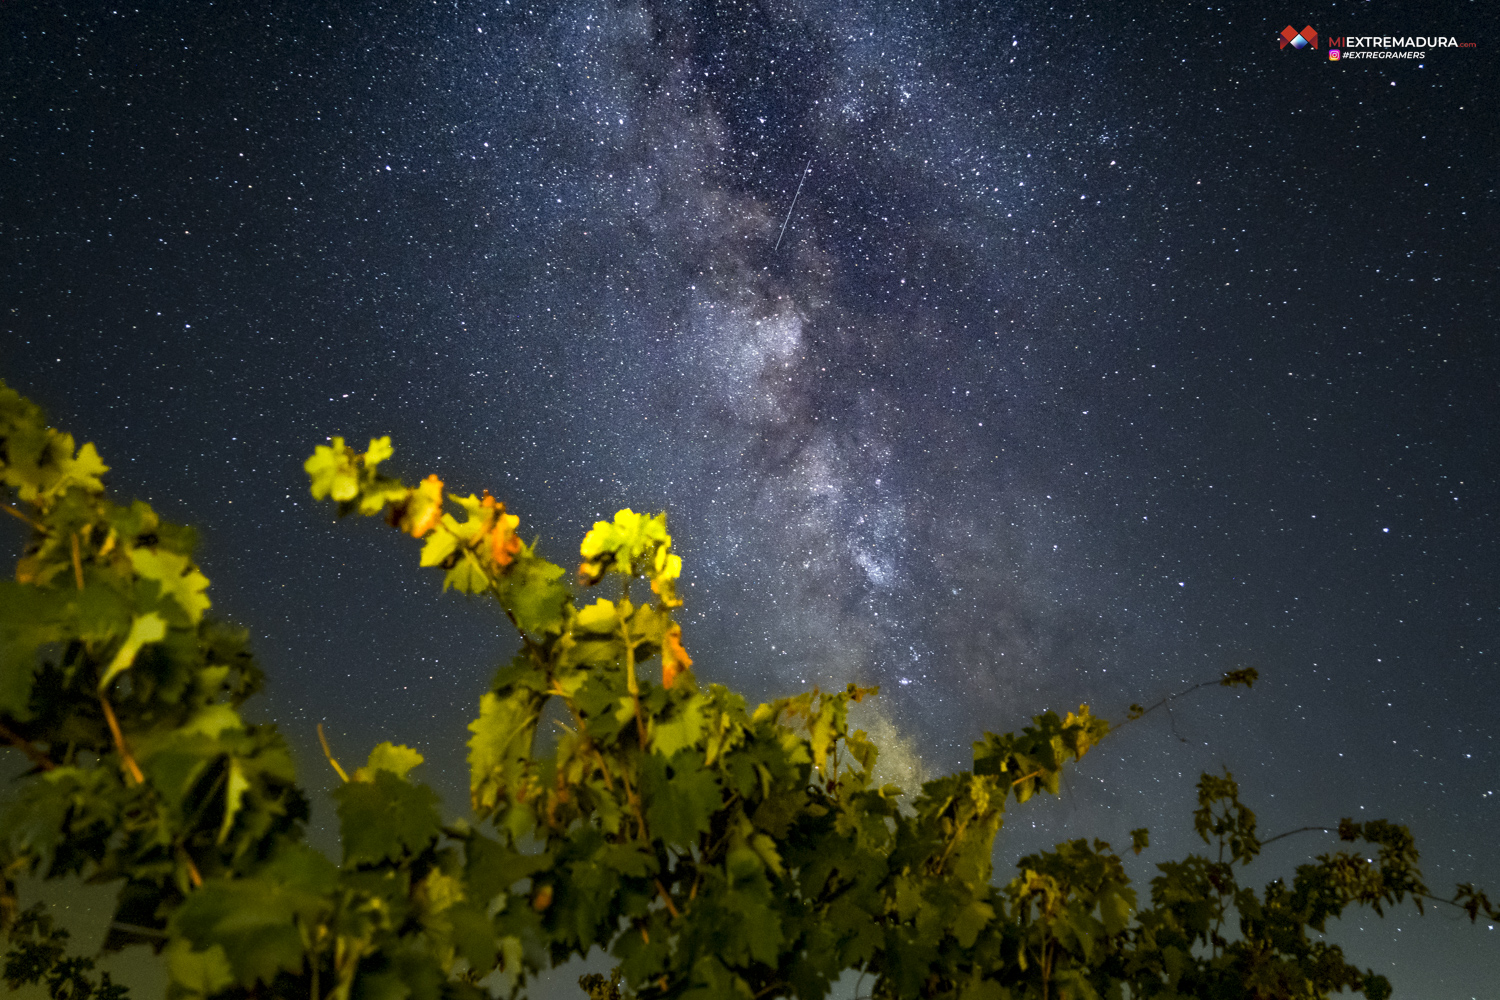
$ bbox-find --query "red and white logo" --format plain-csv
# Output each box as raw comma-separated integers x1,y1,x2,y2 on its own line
1279,25,1319,50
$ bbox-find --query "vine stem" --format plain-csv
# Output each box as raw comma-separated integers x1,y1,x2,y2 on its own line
1117,678,1219,729
70,532,85,590
0,720,56,771
317,724,350,783
1,503,42,531
99,697,144,785
179,848,203,888
654,879,681,918
619,609,647,751
551,681,619,792
1116,669,1256,743
1261,825,1334,847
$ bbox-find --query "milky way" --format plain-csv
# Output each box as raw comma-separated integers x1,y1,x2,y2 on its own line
2,2,1497,995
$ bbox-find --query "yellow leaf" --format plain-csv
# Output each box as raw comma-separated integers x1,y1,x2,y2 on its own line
419,524,460,567
98,612,168,691
354,742,425,782
216,758,250,844
364,435,394,468
394,474,445,537
575,599,618,635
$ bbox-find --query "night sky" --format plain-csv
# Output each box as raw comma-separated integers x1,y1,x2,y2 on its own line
2,2,1497,996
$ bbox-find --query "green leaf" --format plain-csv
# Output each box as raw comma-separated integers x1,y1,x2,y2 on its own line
721,884,784,965
355,742,425,782
0,582,68,719
170,847,336,988
129,547,211,625
216,757,251,845
468,686,545,815
335,769,443,866
957,980,1010,1000
499,548,570,635
652,692,709,758
75,582,133,644
165,939,236,997
465,831,549,904
952,899,995,948
680,956,754,1000
446,901,499,975
0,390,109,505
574,598,618,634
1098,883,1135,937
444,549,491,594
642,748,720,849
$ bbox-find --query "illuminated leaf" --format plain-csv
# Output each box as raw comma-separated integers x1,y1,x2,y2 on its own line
575,598,618,635
97,612,168,691
468,683,545,815
304,436,359,502
129,546,211,625
418,524,460,567
444,549,491,594
393,474,445,538
354,742,424,782
499,549,569,636
651,691,708,758
215,757,250,845
661,624,692,689
164,939,235,997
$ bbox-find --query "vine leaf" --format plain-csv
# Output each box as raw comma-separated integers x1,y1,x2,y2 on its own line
97,612,167,691
129,547,210,625
354,742,424,782
334,769,442,866
642,748,720,848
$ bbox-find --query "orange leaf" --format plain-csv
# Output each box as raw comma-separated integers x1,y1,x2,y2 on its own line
662,624,692,689
402,474,445,537
479,492,522,569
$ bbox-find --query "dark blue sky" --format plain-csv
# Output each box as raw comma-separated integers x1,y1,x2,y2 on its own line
3,2,1497,996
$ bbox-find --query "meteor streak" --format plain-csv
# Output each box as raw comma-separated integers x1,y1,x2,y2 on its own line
775,159,812,251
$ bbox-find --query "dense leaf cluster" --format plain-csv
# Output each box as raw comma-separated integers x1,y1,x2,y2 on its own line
1,381,1494,1000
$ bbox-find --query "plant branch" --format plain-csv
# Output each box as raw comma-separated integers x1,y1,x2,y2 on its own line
620,616,647,751
0,720,57,771
551,682,618,792
178,846,203,888
317,723,350,783
1261,825,1334,847
654,879,681,919
99,697,144,785
1118,668,1259,737
108,921,170,940
70,532,85,590
1,503,42,531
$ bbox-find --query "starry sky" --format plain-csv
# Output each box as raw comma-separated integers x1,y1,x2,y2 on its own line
2,1,1497,996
